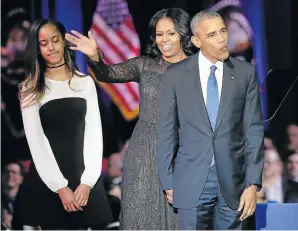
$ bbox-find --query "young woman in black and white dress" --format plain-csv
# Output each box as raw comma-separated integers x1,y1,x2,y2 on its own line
14,19,113,230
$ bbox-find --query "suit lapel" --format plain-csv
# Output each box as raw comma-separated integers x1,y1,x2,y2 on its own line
186,54,212,132
214,58,235,131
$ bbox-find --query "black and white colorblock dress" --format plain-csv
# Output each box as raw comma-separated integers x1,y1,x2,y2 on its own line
15,74,113,228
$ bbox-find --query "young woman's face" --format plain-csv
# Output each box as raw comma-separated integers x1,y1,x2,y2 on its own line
38,24,65,66
155,17,183,61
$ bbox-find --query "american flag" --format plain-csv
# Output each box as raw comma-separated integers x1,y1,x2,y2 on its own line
89,0,140,121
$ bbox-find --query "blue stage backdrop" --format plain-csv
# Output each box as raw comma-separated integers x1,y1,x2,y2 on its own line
42,0,87,74
241,0,268,127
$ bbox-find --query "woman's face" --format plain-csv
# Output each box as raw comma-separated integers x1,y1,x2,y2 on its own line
38,24,64,66
155,17,184,61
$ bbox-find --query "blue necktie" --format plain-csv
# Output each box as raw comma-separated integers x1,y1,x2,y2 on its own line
206,65,219,166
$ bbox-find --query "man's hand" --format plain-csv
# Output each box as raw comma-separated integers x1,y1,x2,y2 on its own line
58,187,83,212
238,185,257,221
165,189,173,204
2,210,13,229
74,184,91,206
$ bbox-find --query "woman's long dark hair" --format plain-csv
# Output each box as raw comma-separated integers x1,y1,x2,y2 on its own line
19,19,83,107
146,8,195,57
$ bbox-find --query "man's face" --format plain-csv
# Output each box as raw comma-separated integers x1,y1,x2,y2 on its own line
107,154,122,178
287,153,298,178
263,150,282,178
3,163,23,189
287,124,298,150
191,16,229,63
7,28,27,52
2,28,28,64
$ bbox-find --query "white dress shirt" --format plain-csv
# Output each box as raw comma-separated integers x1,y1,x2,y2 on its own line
264,176,284,203
198,51,224,105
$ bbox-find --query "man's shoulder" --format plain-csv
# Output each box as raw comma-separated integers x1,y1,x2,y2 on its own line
229,56,254,71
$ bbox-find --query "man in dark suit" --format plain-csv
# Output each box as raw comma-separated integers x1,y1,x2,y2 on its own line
157,10,264,230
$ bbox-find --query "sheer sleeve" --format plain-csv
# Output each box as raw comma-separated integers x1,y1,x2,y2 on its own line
80,76,103,188
21,98,68,192
86,55,144,83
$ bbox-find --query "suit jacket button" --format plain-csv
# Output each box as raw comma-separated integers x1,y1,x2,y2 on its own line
207,160,211,164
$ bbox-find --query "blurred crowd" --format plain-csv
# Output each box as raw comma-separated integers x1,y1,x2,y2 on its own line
3,125,298,229
258,124,298,203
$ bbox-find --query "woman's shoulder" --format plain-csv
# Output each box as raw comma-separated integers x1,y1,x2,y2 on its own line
128,55,164,65
62,72,91,92
73,72,98,90
137,55,166,68
73,72,94,83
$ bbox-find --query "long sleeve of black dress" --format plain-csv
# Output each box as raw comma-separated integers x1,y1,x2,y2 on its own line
86,56,145,83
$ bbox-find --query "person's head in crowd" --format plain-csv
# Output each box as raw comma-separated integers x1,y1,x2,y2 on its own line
264,137,275,151
106,153,123,179
263,149,283,180
287,152,298,182
287,123,298,152
2,162,24,196
146,8,195,62
1,21,30,66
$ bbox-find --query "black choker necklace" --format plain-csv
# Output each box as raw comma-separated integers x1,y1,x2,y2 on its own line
46,63,65,69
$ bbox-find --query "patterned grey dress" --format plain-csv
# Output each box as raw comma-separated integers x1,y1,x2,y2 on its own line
87,56,179,230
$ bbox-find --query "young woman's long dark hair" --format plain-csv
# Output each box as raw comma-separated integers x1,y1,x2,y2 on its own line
146,8,195,57
19,19,84,107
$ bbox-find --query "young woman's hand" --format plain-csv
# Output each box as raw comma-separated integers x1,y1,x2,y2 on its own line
58,186,83,212
74,184,91,206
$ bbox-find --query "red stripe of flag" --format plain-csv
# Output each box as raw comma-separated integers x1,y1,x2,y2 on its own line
92,24,127,62
116,29,139,55
125,16,135,31
90,27,116,64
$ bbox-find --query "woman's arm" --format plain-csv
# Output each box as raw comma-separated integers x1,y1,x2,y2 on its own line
66,30,144,83
87,56,142,83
